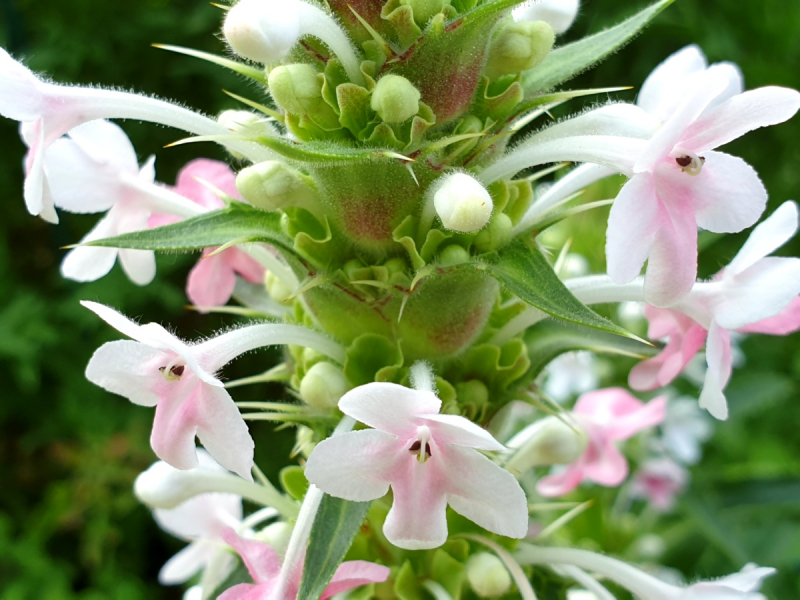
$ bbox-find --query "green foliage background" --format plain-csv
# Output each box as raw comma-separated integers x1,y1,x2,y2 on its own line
0,0,797,598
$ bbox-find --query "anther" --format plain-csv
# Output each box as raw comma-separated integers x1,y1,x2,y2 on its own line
159,363,185,382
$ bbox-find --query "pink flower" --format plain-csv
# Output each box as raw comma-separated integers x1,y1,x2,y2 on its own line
149,159,266,311
0,48,271,222
607,64,800,306
218,528,389,600
304,382,528,550
82,301,346,479
537,388,666,497
630,201,800,419
629,457,688,512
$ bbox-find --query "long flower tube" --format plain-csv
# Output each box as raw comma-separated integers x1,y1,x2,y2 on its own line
0,48,276,221
516,545,775,599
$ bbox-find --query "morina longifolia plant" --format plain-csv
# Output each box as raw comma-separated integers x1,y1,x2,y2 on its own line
2,0,800,597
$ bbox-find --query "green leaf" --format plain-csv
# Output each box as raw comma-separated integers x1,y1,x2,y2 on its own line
521,0,675,96
486,242,640,340
256,135,411,164
153,44,268,85
297,495,371,600
523,320,655,380
84,202,295,254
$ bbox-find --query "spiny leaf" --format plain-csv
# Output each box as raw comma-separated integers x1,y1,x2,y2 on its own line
297,495,371,600
256,135,412,165
521,0,675,96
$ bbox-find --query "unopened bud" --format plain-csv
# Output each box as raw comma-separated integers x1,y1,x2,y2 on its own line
513,0,580,35
218,110,278,137
268,64,325,116
295,425,317,458
370,75,421,123
399,0,451,25
134,454,228,509
473,212,512,253
433,173,493,232
265,271,293,303
438,244,471,266
505,415,587,474
224,0,301,64
485,21,555,79
455,379,490,406
466,552,512,598
236,161,317,212
300,361,349,408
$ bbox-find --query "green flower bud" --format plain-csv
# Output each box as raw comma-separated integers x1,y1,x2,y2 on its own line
455,379,490,406
399,0,451,26
466,552,512,598
343,258,366,281
370,74,421,123
302,347,326,370
235,161,317,212
438,244,471,266
299,361,349,408
485,21,555,79
473,212,513,253
268,63,325,115
383,257,408,276
265,270,292,303
505,415,587,475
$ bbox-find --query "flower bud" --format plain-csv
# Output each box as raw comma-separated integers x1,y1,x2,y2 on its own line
134,456,227,509
485,21,555,79
299,361,349,408
513,0,580,35
370,74,421,123
224,0,301,64
265,270,293,303
235,161,317,212
505,415,587,474
268,64,325,116
438,244,471,266
399,0,451,26
473,212,513,253
295,425,317,458
433,173,493,232
466,552,512,598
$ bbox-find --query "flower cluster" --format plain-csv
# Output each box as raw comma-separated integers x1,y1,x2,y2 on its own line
2,0,797,597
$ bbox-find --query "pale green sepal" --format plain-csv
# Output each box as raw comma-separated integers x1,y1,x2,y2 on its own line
153,44,267,85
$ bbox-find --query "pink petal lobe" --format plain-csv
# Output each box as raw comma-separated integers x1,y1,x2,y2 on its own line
573,388,645,422
581,440,629,487
607,395,667,441
221,528,282,583
727,200,799,275
218,583,269,600
536,463,584,497
338,383,441,437
606,173,660,284
150,378,205,470
699,322,732,420
85,340,164,407
60,215,119,282
681,86,800,153
739,297,800,335
420,414,505,451
193,384,254,480
637,45,707,121
321,561,391,598
174,158,239,209
187,250,238,311
228,248,267,283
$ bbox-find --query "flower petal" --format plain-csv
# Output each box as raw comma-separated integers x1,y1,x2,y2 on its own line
221,528,282,583
60,216,119,282
338,383,441,437
629,324,706,390
738,297,800,335
637,45,708,121
153,491,242,540
66,119,139,174
682,86,800,153
119,248,157,286
193,384,254,480
536,463,584,497
442,444,528,539
158,540,213,584
187,251,237,311
582,440,629,486
605,173,661,284
420,414,505,451
81,300,186,352
85,340,163,406
304,429,397,501
512,0,579,34
0,48,44,121
321,561,391,599
150,378,205,470
727,201,798,275
174,158,239,209
698,322,732,420
228,248,267,283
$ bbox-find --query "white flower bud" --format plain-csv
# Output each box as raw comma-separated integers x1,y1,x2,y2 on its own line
134,453,228,509
485,20,555,79
236,160,317,212
265,270,293,303
513,0,580,35
433,173,493,232
466,552,512,598
224,0,301,64
505,415,587,474
300,361,349,408
370,74,421,123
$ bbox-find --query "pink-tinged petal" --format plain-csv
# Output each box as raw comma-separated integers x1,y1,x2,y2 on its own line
420,414,505,451
629,324,706,390
85,340,163,406
643,184,698,307
305,430,397,502
218,583,269,600
193,384,254,480
638,45,707,121
44,137,118,213
634,66,730,173
686,151,767,234
65,119,139,173
644,304,689,340
607,396,667,441
727,201,799,275
441,444,528,539
573,388,646,423
606,173,661,284
536,463,584,497
0,48,45,120
150,379,205,470
228,248,267,283
681,86,800,153
22,121,47,218
699,322,732,420
60,215,119,282
383,458,449,550
321,561,391,599
158,541,212,584
119,248,157,286
174,158,239,209
221,528,282,583
739,297,800,335
187,251,237,311
338,383,441,437
153,491,242,540
581,440,629,487
713,257,800,330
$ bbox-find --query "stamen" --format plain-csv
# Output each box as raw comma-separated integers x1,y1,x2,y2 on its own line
159,359,186,382
670,148,705,176
408,426,433,463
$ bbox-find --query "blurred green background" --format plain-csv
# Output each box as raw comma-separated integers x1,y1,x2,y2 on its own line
0,0,798,598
